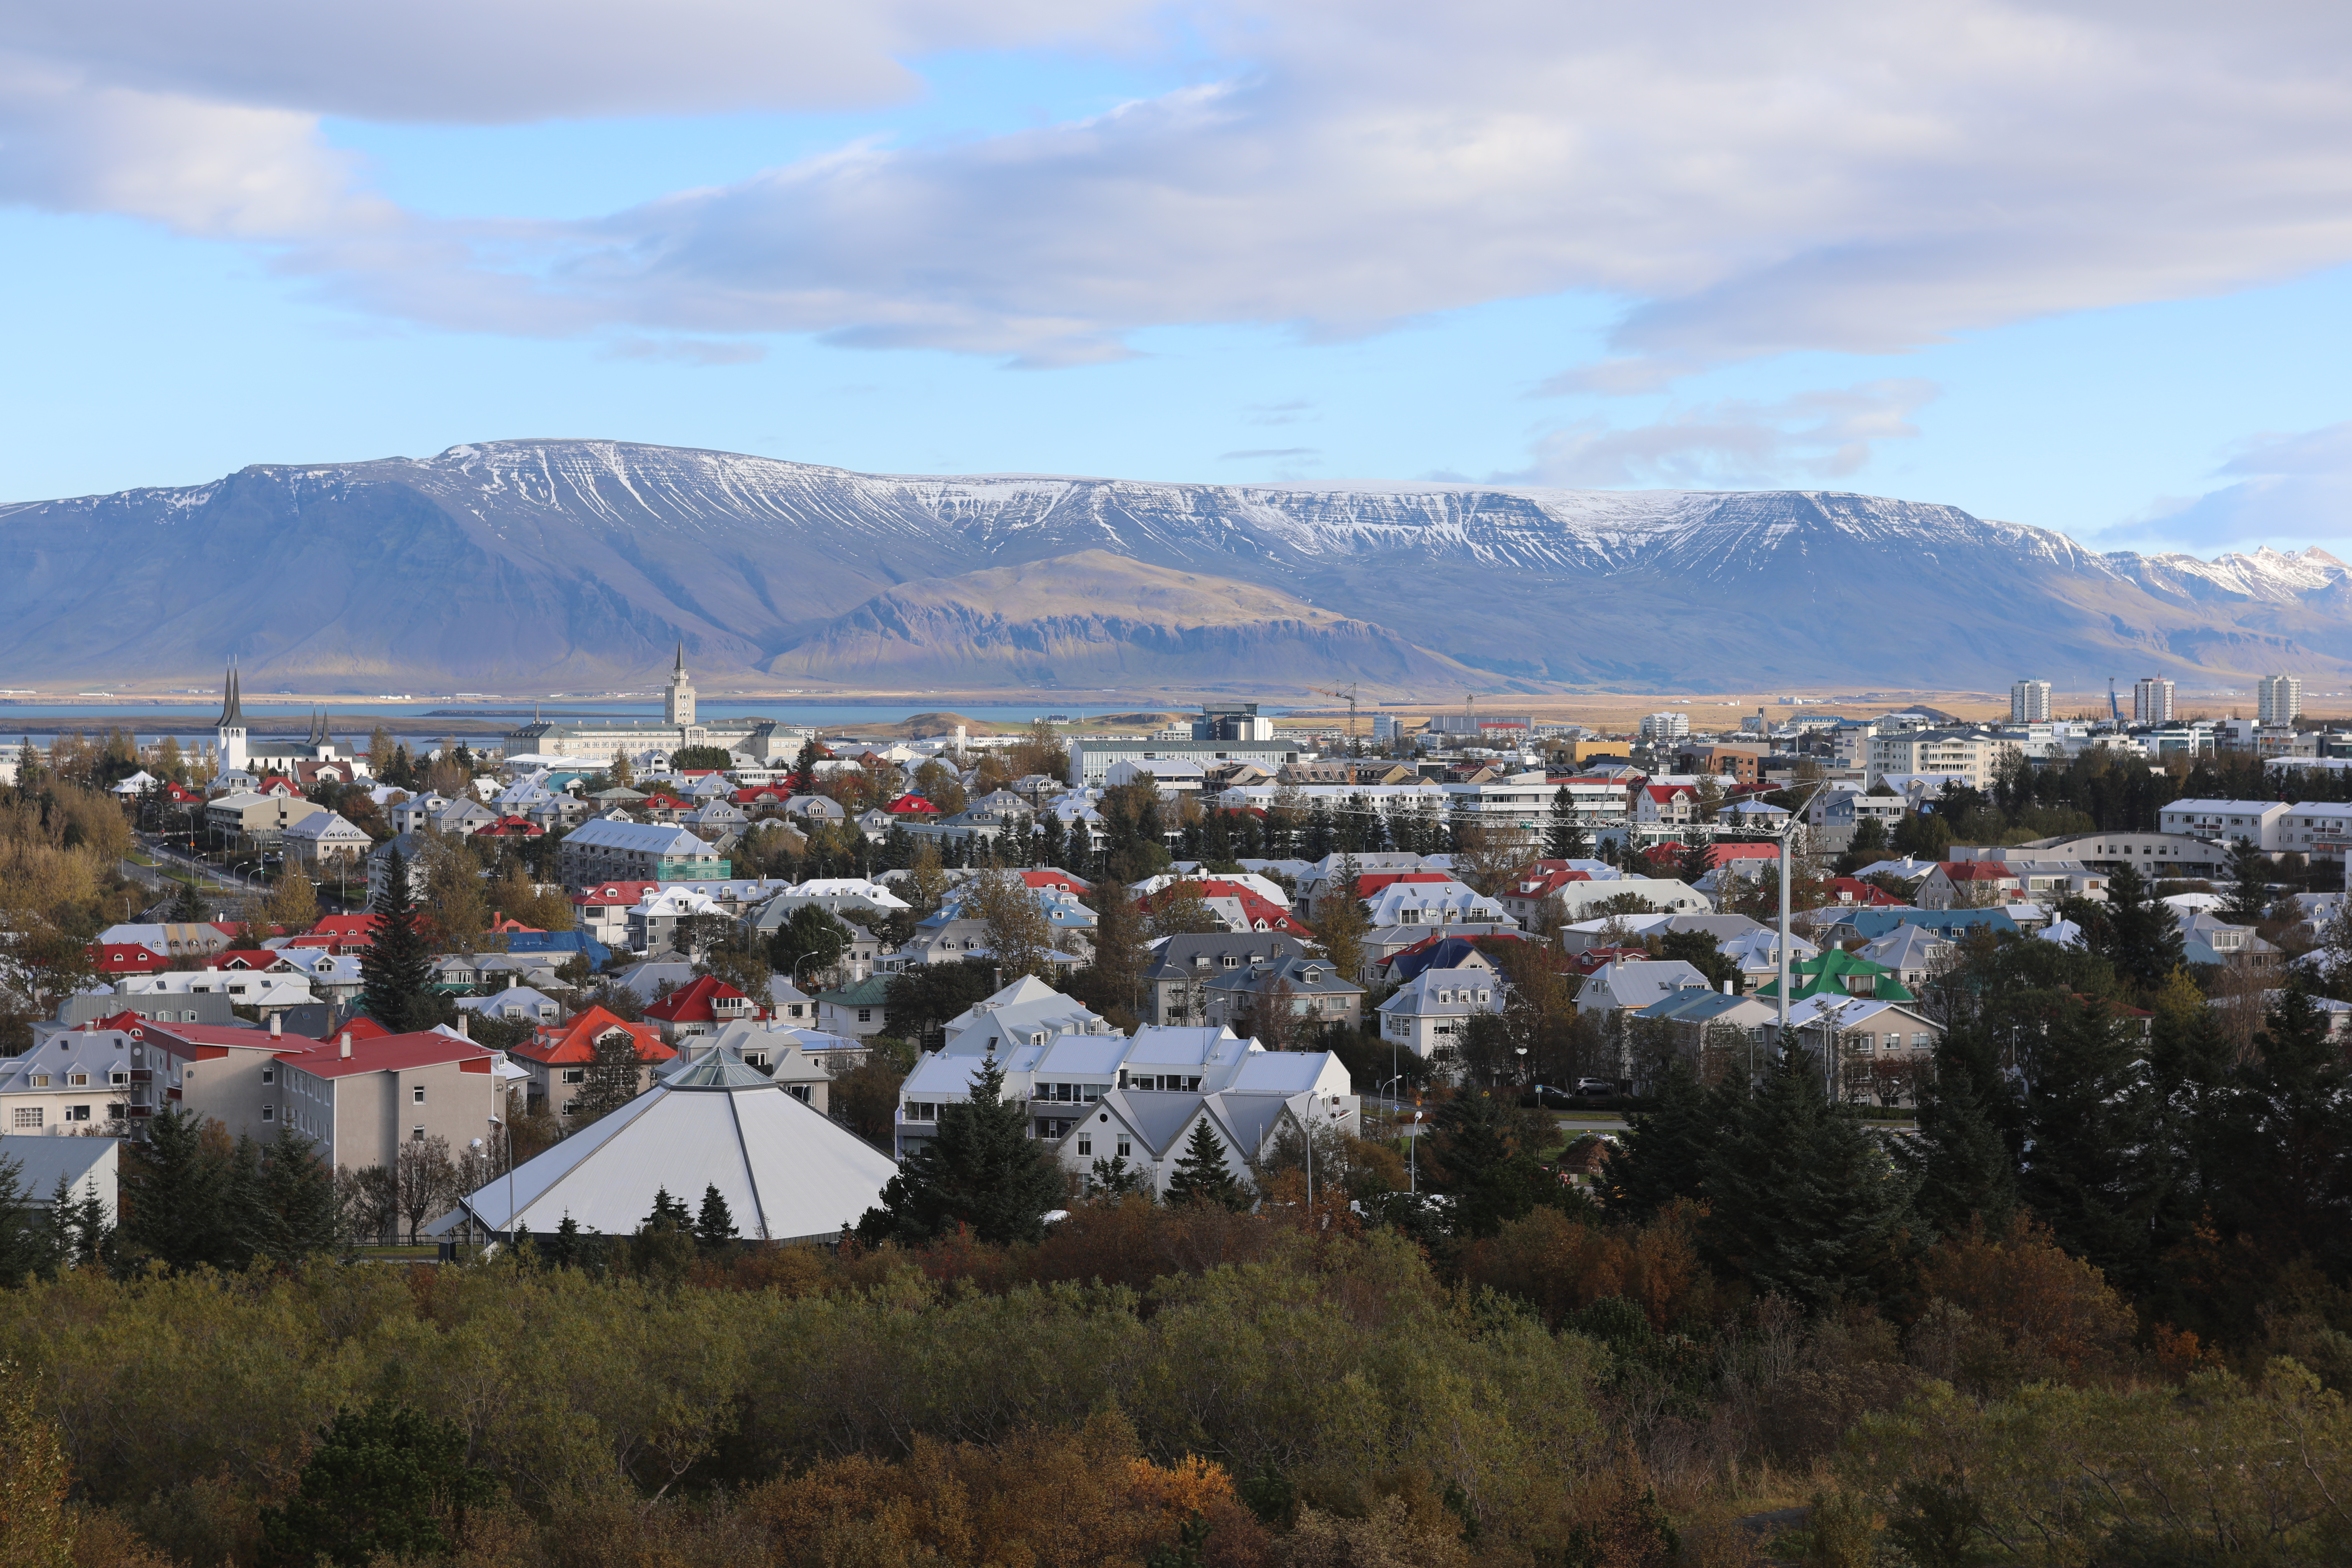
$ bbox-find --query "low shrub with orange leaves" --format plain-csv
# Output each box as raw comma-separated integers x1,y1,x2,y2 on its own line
1454,1202,1720,1329
1913,1216,2137,1386
744,1411,1270,1568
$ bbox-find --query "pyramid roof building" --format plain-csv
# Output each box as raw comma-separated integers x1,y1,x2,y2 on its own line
436,1043,896,1244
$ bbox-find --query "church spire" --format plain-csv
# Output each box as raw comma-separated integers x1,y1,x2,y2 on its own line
674,640,686,674
214,661,244,727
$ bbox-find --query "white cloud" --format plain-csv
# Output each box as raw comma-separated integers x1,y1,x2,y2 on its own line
1507,379,1937,488
2113,421,2352,551
10,1,2352,370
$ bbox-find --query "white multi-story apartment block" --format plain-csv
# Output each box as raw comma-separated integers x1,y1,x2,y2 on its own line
2134,677,2176,725
2010,679,2053,723
2278,803,2352,863
1639,712,1690,741
1866,729,2019,790
2258,674,2304,728
2156,799,2290,852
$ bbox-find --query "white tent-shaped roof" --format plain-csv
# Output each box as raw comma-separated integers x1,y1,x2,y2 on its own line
438,1046,897,1245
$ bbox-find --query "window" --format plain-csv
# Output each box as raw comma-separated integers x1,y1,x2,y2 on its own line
411,1125,426,1142
261,1106,275,1122
1116,1138,1131,1158
857,1008,872,1023
261,1067,275,1084
28,1076,47,1088
1077,1138,1092,1156
65,1105,89,1123
110,1072,128,1086
107,1104,125,1121
11,1109,39,1129
412,1086,426,1104
561,1068,586,1084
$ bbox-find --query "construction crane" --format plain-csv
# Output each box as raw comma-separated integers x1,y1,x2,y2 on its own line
1311,683,1362,753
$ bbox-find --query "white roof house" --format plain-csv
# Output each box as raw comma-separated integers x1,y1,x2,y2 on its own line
0,1135,120,1223
435,1045,897,1244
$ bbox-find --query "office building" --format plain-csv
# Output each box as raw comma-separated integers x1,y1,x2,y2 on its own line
1639,712,1690,741
1192,702,1275,742
2010,679,2052,723
2134,677,2176,726
2258,674,2303,728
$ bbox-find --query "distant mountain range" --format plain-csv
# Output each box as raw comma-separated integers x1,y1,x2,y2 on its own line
4,438,2347,694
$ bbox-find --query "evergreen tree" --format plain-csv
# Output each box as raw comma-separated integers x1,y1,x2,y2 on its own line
2214,987,2352,1273
2017,995,2170,1293
546,1214,582,1268
2221,839,2274,925
1164,1119,1245,1210
790,736,824,796
2096,863,2185,993
1606,1061,1727,1218
358,849,434,1031
252,1127,342,1260
120,1106,247,1271
1087,1155,1152,1199
1676,835,1713,887
172,874,206,925
1700,1046,1925,1310
1546,786,1588,860
0,1158,56,1286
1426,1088,1565,1238
857,1056,1063,1245
1906,1025,2019,1235
642,1187,691,1232
693,1184,740,1251
258,1400,495,1567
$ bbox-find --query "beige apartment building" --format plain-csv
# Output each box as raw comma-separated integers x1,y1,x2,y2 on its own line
276,1030,504,1171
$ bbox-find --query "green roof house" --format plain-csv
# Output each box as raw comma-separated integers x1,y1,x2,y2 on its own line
1752,948,1915,1003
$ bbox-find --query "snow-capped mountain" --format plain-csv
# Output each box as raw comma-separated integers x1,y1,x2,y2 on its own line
4,438,2347,691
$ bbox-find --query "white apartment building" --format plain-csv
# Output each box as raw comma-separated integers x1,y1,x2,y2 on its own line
1866,729,2019,789
2010,679,2053,723
2134,677,2176,725
2258,674,2304,727
2279,803,2352,863
1639,712,1690,741
2156,799,2290,852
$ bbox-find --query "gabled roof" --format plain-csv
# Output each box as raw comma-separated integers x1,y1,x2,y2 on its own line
643,974,755,1023
512,1007,672,1067
884,794,941,814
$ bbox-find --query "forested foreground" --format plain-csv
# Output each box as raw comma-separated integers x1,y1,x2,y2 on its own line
0,1187,2342,1568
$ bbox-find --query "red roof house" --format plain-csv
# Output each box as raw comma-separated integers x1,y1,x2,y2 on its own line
643,975,761,1040
88,944,170,977
884,793,941,816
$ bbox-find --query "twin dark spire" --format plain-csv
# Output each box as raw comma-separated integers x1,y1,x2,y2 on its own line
214,661,244,727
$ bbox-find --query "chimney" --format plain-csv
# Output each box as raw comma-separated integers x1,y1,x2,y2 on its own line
1723,978,1735,995
269,1013,281,1038
339,1031,352,1058
456,1013,471,1040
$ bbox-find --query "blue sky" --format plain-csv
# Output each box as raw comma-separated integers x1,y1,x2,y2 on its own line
6,1,2352,555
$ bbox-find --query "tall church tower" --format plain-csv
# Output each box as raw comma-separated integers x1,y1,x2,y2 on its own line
214,662,247,772
664,642,696,729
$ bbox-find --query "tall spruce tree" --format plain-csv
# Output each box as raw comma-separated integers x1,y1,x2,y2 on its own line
1165,1119,1245,1210
1546,786,1589,860
1606,1060,1729,1218
252,1128,341,1260
693,1184,740,1251
1425,1088,1564,1238
1701,1046,1926,1310
120,1106,250,1271
2221,839,2274,926
1906,1024,2019,1235
2214,987,2352,1273
2096,863,2185,994
359,849,434,1031
2017,995,2171,1294
858,1056,1063,1245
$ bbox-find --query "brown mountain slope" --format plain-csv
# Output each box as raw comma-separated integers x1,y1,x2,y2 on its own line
766,551,1505,694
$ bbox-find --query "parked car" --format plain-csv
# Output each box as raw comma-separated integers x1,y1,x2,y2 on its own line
1572,1077,1616,1096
